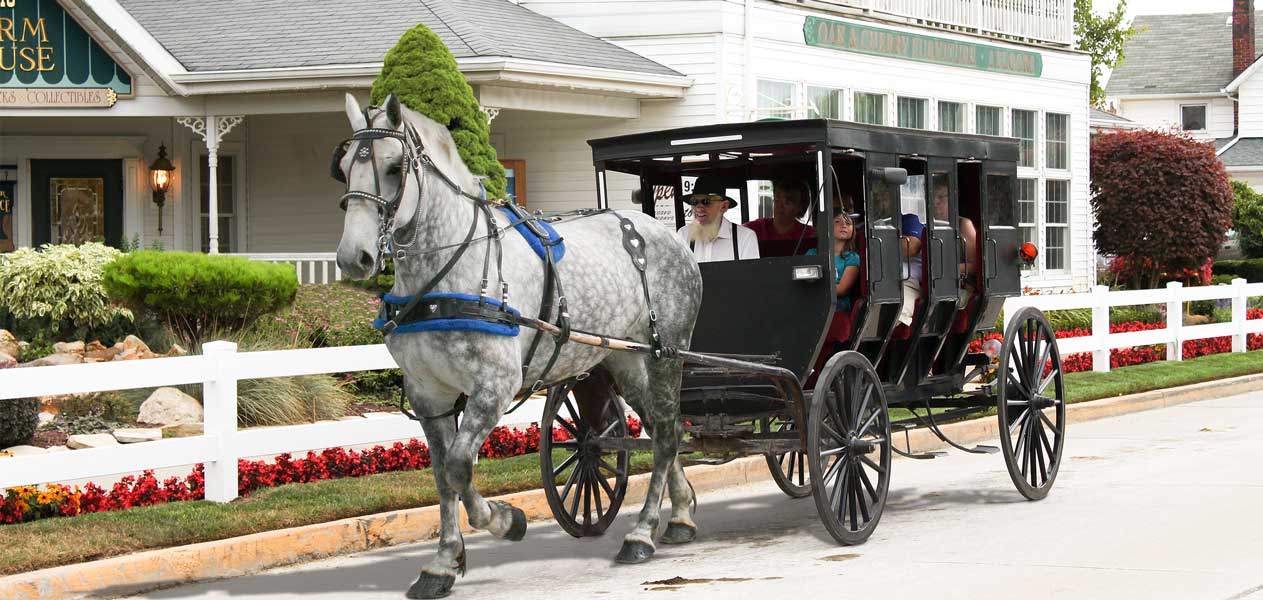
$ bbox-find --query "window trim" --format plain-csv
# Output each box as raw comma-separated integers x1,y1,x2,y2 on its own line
1042,177,1071,273
936,99,967,133
896,95,929,130
1180,103,1209,132
975,104,1005,137
1010,107,1039,170
1044,112,1070,172
852,90,889,126
805,84,846,120
755,78,799,120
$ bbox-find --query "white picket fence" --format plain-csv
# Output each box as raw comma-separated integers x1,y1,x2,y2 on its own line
234,252,341,284
1002,279,1263,373
0,343,544,501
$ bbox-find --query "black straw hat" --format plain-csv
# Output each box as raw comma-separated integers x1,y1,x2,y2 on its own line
687,174,739,208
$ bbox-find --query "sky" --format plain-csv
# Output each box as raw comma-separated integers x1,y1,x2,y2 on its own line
1094,0,1233,18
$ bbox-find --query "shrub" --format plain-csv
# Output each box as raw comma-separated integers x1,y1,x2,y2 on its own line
1231,180,1263,259
59,392,135,423
0,397,38,448
103,251,297,349
221,327,355,427
1091,130,1233,289
0,243,133,345
371,24,507,199
1214,258,1263,282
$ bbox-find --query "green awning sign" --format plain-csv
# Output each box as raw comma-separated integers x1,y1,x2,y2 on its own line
0,0,131,106
803,16,1042,78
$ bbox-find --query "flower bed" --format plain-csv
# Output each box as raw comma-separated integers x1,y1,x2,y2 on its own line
969,310,1263,373
1,416,643,525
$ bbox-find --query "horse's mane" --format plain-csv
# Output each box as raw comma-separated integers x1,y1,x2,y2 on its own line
394,104,479,195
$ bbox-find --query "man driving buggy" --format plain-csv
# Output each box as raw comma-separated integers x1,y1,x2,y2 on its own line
676,174,760,262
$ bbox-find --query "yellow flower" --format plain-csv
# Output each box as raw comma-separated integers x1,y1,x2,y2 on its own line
14,500,29,513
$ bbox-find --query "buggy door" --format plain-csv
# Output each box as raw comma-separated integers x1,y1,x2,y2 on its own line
978,163,1021,329
864,153,903,304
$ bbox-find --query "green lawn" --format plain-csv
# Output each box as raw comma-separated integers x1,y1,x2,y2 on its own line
1063,349,1263,404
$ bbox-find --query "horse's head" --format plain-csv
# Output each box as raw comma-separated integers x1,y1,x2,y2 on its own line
333,93,410,280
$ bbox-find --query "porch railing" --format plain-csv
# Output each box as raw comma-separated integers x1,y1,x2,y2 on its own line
234,252,341,285
827,0,1073,46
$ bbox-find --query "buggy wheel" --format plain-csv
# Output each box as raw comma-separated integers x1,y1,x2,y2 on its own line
539,381,629,537
765,419,811,498
996,307,1066,500
808,351,891,545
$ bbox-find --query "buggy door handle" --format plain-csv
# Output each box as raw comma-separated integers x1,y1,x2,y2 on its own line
870,237,884,283
985,238,998,281
932,236,945,281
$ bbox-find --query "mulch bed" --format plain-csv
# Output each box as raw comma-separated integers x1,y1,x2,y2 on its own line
29,429,69,448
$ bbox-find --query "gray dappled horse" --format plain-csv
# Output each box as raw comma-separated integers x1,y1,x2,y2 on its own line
334,93,703,599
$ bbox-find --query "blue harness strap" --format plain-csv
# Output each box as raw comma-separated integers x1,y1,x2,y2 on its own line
374,292,521,336
498,206,565,263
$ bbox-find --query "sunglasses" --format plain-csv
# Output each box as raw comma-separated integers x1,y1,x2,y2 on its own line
686,194,725,207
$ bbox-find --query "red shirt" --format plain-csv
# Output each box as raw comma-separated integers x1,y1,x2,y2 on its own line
743,218,816,242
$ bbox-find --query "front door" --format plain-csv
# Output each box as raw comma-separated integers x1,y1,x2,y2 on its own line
30,160,123,248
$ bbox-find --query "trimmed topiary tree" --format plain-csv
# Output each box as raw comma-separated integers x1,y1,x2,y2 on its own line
1090,130,1233,289
370,24,507,199
1232,180,1263,259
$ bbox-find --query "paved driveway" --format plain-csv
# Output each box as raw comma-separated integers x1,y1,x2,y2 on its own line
130,392,1263,600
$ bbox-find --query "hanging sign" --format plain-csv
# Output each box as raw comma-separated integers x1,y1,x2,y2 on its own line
803,16,1043,78
0,0,132,106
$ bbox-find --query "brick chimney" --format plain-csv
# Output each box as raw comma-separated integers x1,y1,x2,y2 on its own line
1234,0,1255,78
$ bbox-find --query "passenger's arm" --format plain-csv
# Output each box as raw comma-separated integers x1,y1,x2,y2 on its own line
901,235,922,258
836,265,860,297
959,218,978,277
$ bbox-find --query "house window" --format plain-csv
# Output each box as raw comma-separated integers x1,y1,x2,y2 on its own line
976,105,1002,136
757,79,797,119
897,96,927,129
938,101,964,133
1012,109,1036,168
199,155,235,253
1044,179,1069,270
807,86,843,119
1181,104,1207,131
853,92,886,125
1018,178,1037,271
1045,113,1069,170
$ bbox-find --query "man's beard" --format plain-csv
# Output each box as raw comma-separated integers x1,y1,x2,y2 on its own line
688,216,724,243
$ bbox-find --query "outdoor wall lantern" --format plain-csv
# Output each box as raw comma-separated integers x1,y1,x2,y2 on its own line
149,143,175,235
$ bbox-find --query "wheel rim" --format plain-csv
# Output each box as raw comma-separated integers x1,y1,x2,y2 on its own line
540,383,629,537
766,419,811,498
809,352,890,545
997,309,1066,500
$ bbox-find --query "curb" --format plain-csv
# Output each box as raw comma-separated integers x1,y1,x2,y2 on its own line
5,372,1263,599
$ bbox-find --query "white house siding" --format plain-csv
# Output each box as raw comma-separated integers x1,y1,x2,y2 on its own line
1229,169,1263,190
1116,96,1235,140
1237,74,1263,138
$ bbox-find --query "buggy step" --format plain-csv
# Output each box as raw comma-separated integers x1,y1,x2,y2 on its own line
896,448,949,460
969,444,1000,454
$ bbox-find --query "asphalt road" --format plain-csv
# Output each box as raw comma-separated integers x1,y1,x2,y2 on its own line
129,392,1263,600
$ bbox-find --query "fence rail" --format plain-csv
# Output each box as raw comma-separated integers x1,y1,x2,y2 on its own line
1003,279,1263,373
838,0,1072,45
0,343,545,499
234,252,341,285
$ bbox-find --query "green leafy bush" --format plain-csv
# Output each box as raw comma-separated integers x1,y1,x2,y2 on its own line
0,397,38,448
103,251,297,349
0,243,133,345
1232,180,1263,259
371,24,507,199
59,392,135,423
1214,259,1263,283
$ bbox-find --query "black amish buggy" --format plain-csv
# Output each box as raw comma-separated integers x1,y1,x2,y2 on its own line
537,118,1064,545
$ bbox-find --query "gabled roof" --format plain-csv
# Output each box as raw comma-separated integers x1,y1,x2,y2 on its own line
1218,137,1263,166
1089,107,1131,123
114,0,681,77
1107,11,1263,97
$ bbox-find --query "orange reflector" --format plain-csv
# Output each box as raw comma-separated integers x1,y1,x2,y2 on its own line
1020,242,1038,263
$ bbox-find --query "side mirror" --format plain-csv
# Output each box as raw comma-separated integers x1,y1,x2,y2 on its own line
869,167,908,186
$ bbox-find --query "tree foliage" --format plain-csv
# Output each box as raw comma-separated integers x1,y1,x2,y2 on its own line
1075,0,1138,108
1090,130,1233,289
1231,180,1263,259
0,242,132,329
370,24,507,199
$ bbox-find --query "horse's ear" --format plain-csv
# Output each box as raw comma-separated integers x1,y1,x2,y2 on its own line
384,93,403,127
345,93,367,131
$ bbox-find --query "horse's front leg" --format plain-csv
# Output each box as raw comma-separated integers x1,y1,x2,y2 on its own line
444,385,528,542
407,402,465,599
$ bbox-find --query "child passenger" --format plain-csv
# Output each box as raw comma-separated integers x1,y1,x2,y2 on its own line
806,211,861,311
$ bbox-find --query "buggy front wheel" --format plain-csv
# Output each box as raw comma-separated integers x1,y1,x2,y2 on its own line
766,419,812,498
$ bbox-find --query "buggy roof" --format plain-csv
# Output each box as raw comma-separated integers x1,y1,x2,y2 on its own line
588,119,1020,171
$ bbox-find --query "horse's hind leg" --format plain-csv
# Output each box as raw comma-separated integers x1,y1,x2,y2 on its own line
443,383,529,542
407,396,464,599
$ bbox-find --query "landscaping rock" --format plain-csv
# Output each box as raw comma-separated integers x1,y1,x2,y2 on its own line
113,428,163,443
161,423,204,438
0,352,16,369
0,329,19,360
22,352,83,367
84,340,122,362
167,344,188,356
2,445,48,456
37,412,54,425
338,416,365,421
45,445,68,453
53,340,85,355
138,387,203,426
66,433,120,449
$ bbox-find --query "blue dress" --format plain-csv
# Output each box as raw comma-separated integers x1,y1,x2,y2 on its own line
806,248,861,311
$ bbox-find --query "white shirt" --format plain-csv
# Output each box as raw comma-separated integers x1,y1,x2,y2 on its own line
676,218,761,263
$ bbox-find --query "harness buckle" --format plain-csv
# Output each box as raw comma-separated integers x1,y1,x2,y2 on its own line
649,309,658,323
380,320,399,335
395,248,407,260
530,380,546,393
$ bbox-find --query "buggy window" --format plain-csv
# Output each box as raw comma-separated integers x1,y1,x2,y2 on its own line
986,174,1016,227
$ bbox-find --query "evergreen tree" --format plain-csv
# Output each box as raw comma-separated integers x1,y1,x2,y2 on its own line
371,24,507,199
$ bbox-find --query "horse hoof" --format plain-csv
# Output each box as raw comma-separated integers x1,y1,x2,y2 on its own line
407,572,456,599
660,522,697,545
504,505,527,542
615,539,656,564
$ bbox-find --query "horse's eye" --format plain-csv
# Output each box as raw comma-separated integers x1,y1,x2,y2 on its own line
387,163,402,176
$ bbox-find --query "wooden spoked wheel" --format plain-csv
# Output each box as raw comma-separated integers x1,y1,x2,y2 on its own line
807,351,891,545
539,381,630,537
996,307,1067,501
765,419,812,498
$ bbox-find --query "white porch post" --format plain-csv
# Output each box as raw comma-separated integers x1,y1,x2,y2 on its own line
177,115,244,254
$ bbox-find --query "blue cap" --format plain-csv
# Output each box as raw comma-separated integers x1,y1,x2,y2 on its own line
901,213,925,238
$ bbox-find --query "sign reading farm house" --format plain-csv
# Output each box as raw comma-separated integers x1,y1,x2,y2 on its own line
0,0,131,108
803,16,1042,78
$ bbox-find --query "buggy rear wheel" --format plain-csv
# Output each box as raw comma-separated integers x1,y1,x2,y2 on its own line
539,381,630,537
808,351,891,545
766,419,812,498
996,307,1066,500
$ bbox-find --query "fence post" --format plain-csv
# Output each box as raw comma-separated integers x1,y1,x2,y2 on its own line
1233,278,1248,353
202,341,240,503
1091,284,1110,373
1166,281,1183,362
